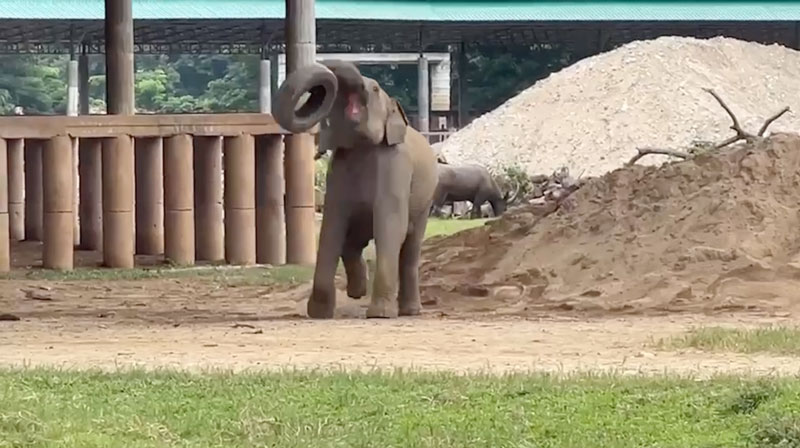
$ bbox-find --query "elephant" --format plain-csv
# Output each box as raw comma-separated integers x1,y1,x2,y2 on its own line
272,60,439,319
430,163,518,218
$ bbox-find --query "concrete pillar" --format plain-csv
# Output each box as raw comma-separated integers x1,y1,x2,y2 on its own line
457,41,466,128
163,134,194,265
79,139,103,250
0,138,9,271
105,0,135,115
223,134,256,265
23,139,43,242
256,135,286,265
194,136,224,261
284,0,318,265
259,58,272,114
102,135,134,268
417,55,430,134
7,139,24,241
43,136,74,270
67,58,80,246
78,50,90,115
135,137,164,255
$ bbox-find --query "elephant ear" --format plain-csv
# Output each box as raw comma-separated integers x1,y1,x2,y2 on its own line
384,98,409,146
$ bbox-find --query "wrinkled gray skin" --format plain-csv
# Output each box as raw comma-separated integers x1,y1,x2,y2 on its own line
430,163,508,218
280,60,438,319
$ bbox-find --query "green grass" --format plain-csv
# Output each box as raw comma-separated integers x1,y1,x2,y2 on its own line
0,264,314,286
657,326,800,356
2,368,800,447
424,217,490,239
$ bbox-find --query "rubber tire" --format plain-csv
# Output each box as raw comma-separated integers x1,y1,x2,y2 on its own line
272,62,338,134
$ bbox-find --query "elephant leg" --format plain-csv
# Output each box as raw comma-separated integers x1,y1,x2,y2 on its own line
342,238,368,299
397,213,428,316
368,157,412,319
471,194,487,219
307,200,349,319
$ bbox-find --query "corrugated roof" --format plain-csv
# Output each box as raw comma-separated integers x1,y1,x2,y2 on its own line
1,0,800,21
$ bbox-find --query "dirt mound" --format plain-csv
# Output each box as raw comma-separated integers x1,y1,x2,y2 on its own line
421,134,800,316
440,36,800,177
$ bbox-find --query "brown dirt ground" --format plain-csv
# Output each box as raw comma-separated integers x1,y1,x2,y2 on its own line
1,242,798,377
5,135,800,376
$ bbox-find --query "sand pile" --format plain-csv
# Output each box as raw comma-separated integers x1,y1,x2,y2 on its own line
441,36,800,177
420,134,800,316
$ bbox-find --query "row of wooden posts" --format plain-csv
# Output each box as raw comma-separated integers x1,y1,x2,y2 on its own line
0,130,307,272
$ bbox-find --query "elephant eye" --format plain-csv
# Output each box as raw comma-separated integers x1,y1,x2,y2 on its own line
372,85,379,93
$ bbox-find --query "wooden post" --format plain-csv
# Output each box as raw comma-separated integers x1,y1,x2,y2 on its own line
164,134,195,265
66,57,80,246
417,55,430,135
78,47,90,115
7,139,24,241
135,137,165,255
0,138,9,271
256,135,286,265
43,136,74,270
79,139,103,250
284,0,318,265
102,136,134,268
105,0,135,115
24,139,43,242
194,136,224,262
224,134,256,265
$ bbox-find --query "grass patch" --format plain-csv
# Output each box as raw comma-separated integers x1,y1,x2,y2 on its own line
424,217,490,239
1,265,314,286
6,368,800,447
657,326,800,356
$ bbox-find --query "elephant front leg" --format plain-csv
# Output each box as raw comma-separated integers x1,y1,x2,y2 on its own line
342,241,368,299
308,207,349,319
397,213,428,316
368,194,410,318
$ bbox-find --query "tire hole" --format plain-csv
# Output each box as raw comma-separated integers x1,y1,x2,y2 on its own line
295,85,328,119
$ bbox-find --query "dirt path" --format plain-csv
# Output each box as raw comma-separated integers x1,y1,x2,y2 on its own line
2,301,798,376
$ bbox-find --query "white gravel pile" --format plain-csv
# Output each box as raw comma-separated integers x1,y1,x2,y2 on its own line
440,36,800,177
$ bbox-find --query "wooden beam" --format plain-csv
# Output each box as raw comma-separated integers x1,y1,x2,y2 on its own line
0,113,291,140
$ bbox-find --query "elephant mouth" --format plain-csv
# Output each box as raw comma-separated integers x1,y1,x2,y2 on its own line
345,92,363,122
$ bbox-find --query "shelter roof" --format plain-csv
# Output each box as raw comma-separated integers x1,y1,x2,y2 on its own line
0,1,798,54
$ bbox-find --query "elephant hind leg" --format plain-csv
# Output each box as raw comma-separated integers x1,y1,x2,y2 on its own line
397,212,429,316
342,238,369,299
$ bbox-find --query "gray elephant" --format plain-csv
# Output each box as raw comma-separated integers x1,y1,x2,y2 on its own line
430,163,517,218
273,60,439,319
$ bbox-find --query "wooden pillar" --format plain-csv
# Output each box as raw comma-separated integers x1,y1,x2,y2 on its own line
417,55,430,135
194,136,224,262
79,139,103,250
0,138,9,271
284,0,318,265
135,137,164,255
24,139,43,242
43,136,74,270
105,0,135,115
78,47,90,115
256,135,286,265
223,134,256,265
102,136,134,268
7,139,24,241
163,134,194,265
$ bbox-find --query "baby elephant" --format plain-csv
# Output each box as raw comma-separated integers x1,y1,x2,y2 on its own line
431,163,515,218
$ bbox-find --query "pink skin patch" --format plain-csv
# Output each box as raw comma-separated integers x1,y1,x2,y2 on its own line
345,93,362,121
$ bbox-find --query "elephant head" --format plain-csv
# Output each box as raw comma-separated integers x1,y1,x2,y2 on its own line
272,60,409,149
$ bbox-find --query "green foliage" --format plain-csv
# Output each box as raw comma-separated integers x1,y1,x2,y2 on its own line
0,55,68,114
658,326,800,356
496,164,535,202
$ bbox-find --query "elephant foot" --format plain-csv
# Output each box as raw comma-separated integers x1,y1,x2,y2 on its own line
398,304,421,317
347,285,367,299
366,299,398,319
307,290,336,319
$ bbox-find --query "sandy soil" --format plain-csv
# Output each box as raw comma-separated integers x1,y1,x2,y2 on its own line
1,259,798,377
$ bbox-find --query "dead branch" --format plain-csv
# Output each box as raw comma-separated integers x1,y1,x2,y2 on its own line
627,147,692,166
757,106,791,137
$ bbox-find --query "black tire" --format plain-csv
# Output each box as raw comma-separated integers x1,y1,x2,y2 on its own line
272,62,338,134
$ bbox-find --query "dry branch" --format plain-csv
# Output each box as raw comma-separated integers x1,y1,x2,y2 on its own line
627,147,691,166
702,88,791,148
758,106,791,137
